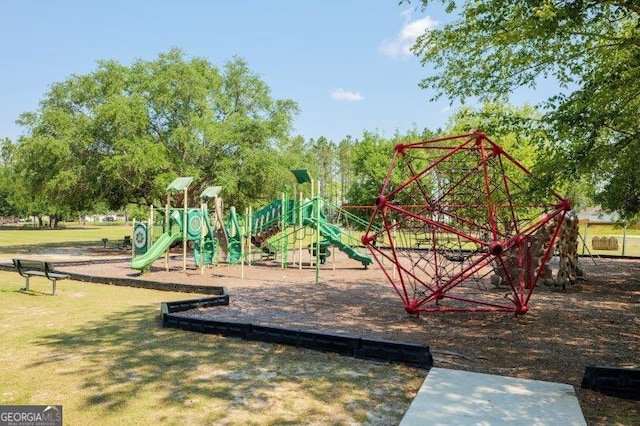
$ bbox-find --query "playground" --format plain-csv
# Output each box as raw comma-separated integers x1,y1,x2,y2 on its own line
128,173,372,277
3,134,639,423
54,253,639,424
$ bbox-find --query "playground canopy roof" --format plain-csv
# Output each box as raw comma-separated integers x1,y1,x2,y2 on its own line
200,186,222,199
291,169,312,184
166,177,194,192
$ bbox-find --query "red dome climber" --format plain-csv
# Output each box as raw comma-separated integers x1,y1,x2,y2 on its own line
361,131,571,316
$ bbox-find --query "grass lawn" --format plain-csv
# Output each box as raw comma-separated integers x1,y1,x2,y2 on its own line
0,272,423,425
0,224,131,250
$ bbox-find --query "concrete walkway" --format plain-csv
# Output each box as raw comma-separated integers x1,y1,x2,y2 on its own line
401,368,586,426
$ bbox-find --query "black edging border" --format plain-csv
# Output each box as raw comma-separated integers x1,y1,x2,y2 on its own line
581,365,640,400
162,297,433,369
2,260,433,368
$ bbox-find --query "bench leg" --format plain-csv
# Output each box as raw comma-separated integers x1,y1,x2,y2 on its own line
52,280,56,296
25,276,30,291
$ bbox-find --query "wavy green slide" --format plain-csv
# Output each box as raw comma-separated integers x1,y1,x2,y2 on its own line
303,217,373,267
131,231,182,270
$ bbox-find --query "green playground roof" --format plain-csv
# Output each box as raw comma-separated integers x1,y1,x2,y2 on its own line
291,169,312,184
166,176,194,192
200,185,222,199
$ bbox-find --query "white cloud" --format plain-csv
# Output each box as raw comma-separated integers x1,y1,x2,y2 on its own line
380,11,439,58
330,88,364,102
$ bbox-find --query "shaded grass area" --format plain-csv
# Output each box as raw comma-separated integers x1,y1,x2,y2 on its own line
0,272,423,425
0,224,131,245
0,225,132,259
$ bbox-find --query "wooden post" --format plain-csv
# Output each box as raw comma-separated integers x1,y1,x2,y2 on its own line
241,223,245,279
281,192,286,269
200,201,206,274
148,204,154,257
165,194,171,272
582,221,588,256
183,186,188,273
247,207,253,266
315,180,320,284
299,190,303,270
132,218,137,258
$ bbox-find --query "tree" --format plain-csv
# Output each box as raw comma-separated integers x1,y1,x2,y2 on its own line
309,136,337,202
13,48,299,220
336,136,356,204
0,138,18,218
345,128,436,224
345,131,395,223
444,102,541,170
273,135,316,198
408,0,640,218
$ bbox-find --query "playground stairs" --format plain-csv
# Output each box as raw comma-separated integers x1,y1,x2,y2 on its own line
251,223,281,247
246,197,373,267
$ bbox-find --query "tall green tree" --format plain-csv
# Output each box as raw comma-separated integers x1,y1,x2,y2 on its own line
345,131,395,223
0,138,19,218
444,102,541,169
408,0,640,218
273,135,316,198
14,48,299,219
309,136,337,202
346,128,438,209
336,136,356,204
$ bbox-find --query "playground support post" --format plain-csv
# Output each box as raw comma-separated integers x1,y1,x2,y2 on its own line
182,185,188,272
200,200,206,274
132,218,136,258
315,180,320,284
281,192,287,269
298,189,303,270
241,223,245,279
149,204,154,256
165,195,171,272
247,207,253,266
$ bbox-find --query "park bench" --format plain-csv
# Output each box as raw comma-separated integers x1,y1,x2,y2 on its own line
100,235,132,250
12,259,70,295
120,235,132,250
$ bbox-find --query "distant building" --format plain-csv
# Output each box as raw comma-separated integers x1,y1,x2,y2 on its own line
81,213,127,223
576,206,620,223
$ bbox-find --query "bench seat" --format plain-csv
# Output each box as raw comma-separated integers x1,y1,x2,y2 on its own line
12,259,70,295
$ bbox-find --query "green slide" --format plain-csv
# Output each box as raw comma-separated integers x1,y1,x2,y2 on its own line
131,231,182,270
303,217,373,267
225,207,242,264
194,209,216,267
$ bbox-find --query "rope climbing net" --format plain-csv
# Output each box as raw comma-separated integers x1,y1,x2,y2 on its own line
361,131,573,316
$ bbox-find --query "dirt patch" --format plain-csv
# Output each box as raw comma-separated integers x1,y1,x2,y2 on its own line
60,254,640,425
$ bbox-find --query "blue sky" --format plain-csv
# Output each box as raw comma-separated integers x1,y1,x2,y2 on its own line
1,1,553,144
